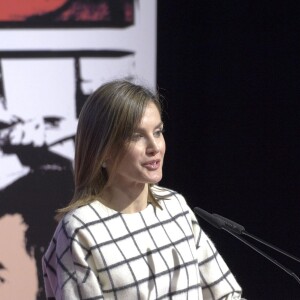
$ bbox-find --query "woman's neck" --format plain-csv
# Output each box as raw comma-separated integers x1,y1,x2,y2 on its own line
101,183,149,214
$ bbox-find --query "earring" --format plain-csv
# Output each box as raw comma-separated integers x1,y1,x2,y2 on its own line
102,161,107,168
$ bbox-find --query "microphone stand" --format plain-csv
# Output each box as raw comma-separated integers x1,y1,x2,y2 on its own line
222,227,300,285
214,213,300,263
242,231,300,263
194,207,300,285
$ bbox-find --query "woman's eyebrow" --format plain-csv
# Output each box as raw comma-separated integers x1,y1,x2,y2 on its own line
155,122,164,129
135,122,164,132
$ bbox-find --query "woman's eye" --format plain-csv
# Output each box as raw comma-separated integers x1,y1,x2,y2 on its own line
131,133,142,141
154,128,164,137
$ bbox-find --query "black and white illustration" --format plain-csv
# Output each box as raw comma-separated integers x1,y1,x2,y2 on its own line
0,1,156,298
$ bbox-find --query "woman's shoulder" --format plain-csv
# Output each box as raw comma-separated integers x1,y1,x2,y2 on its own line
44,202,100,259
59,200,103,233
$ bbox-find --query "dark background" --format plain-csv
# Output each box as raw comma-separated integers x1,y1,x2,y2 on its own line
157,1,300,299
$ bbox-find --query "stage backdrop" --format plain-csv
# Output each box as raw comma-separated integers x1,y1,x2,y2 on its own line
0,1,157,299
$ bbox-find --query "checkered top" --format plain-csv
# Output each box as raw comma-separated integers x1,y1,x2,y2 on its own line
42,186,242,299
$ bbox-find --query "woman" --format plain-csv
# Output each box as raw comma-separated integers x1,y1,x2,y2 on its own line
42,80,243,299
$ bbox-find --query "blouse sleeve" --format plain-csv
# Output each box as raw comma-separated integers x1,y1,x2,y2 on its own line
42,219,103,300
188,205,243,300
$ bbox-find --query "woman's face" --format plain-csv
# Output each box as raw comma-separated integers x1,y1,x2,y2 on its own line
108,101,166,188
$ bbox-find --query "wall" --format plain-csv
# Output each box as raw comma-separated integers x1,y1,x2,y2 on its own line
157,1,300,299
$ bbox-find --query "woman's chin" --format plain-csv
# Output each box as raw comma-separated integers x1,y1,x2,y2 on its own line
147,174,163,184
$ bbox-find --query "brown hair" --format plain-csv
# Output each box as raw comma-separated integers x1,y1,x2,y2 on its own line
56,80,162,220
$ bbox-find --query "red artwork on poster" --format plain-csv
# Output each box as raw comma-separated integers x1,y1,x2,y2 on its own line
0,0,134,27
0,1,70,20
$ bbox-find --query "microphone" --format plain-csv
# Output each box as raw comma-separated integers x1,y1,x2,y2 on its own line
194,207,300,285
194,207,300,262
194,207,245,235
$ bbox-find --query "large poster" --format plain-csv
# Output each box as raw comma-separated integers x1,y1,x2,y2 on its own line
0,1,157,298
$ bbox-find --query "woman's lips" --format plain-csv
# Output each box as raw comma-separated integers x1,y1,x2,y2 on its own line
143,160,160,170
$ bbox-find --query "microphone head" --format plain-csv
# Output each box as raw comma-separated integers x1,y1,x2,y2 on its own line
194,207,225,229
194,207,245,235
213,213,245,234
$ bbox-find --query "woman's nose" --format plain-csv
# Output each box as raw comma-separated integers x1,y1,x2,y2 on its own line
146,138,159,155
